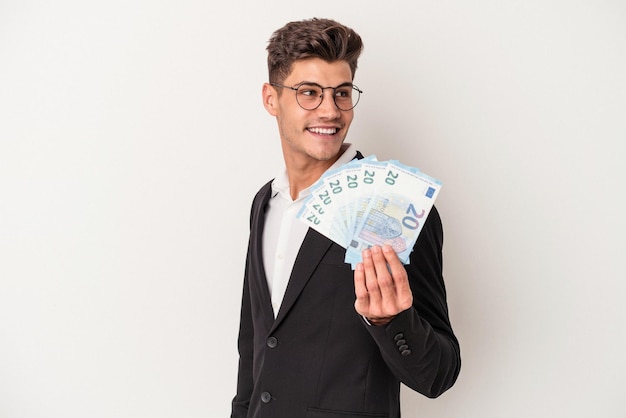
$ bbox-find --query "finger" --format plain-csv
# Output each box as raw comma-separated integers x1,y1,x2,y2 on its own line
353,263,370,311
381,246,406,281
370,246,395,299
362,248,382,302
381,245,413,309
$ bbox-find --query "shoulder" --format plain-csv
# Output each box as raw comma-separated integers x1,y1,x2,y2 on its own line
425,205,443,235
248,180,273,228
411,205,444,264
251,180,273,206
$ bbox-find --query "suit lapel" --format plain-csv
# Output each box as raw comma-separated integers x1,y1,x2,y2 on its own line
264,150,362,331
249,182,276,328
271,228,332,331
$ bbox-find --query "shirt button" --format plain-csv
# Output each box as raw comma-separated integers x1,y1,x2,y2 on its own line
267,336,278,348
261,392,272,403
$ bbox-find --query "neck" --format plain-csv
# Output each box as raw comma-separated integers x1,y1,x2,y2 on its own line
285,157,338,200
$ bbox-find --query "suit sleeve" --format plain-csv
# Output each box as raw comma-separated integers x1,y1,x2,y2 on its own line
230,246,254,417
231,191,264,418
364,206,461,398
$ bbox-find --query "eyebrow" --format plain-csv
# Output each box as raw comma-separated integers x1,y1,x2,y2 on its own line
294,81,354,88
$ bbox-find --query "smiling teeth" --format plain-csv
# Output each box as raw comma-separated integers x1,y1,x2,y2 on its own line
309,127,337,135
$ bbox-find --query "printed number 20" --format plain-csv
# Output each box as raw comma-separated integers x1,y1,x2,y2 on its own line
402,203,425,230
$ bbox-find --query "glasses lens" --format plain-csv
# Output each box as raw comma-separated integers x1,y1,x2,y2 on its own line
334,85,359,111
295,84,324,110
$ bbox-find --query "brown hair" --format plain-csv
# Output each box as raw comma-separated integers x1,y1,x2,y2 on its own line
266,18,364,84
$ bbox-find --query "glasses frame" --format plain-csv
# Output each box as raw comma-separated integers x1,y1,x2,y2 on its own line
270,82,363,111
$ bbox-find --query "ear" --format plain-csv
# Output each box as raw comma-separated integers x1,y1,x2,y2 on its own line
262,83,279,116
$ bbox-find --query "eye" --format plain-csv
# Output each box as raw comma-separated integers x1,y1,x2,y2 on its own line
297,84,322,97
335,87,352,99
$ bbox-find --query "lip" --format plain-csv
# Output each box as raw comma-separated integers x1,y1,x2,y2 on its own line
306,126,340,136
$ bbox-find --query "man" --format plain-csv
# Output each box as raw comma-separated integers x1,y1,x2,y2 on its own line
232,18,460,418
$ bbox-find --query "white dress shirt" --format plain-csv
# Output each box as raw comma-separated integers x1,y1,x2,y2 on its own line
263,143,357,317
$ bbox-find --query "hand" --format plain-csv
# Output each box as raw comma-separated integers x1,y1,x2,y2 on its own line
354,245,413,326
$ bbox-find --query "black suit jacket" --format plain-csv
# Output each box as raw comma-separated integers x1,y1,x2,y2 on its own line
232,167,460,418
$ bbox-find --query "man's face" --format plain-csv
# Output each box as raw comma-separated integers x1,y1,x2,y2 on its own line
264,58,355,167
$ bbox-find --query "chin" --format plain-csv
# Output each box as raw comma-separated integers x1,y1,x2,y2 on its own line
310,146,343,162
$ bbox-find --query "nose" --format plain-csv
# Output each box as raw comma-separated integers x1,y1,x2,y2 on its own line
316,89,342,118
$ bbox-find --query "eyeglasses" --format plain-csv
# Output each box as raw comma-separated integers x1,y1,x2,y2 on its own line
270,82,363,111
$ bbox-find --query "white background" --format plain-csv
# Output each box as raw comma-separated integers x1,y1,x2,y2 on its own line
1,1,625,417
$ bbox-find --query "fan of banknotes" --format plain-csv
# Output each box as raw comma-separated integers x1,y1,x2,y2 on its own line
296,156,442,269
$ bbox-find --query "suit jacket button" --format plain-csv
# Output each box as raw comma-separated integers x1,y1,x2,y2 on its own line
398,344,409,352
394,333,404,341
401,349,412,356
395,339,406,346
267,336,278,348
261,392,272,403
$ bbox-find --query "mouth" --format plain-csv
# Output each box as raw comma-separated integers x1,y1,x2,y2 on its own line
307,127,339,136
